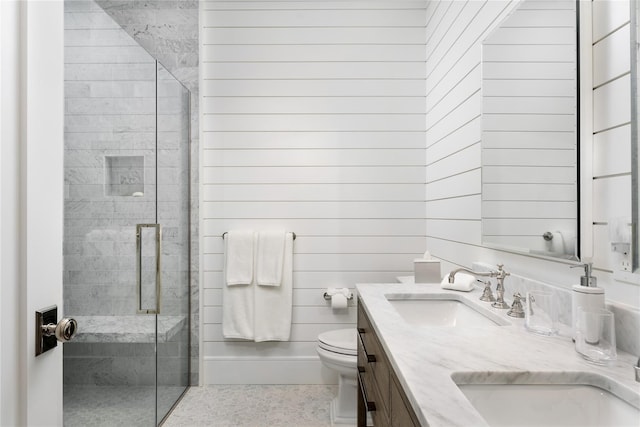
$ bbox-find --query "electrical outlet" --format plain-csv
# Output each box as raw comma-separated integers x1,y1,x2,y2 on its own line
621,259,632,272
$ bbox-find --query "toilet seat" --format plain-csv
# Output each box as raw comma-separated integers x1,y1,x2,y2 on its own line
317,328,357,356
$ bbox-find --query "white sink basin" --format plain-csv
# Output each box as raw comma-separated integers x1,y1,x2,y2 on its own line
385,294,509,327
457,380,640,426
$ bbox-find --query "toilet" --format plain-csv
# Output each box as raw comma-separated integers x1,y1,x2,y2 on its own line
317,328,358,426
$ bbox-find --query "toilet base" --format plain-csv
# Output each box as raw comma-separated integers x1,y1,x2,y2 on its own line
329,373,357,426
330,396,356,427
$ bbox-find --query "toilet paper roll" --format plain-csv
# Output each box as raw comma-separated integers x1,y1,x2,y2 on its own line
331,293,348,310
547,231,576,256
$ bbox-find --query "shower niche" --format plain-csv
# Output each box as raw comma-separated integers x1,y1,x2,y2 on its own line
104,155,144,197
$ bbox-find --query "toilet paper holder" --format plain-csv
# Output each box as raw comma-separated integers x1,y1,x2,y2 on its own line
323,289,354,301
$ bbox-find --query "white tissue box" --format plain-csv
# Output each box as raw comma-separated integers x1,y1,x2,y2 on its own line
414,259,441,283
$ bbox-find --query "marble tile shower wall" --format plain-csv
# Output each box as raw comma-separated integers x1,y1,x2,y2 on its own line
95,0,199,90
64,0,191,385
65,0,157,316
94,0,200,384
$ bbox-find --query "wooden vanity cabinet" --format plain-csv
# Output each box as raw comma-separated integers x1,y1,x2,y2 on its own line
357,299,420,427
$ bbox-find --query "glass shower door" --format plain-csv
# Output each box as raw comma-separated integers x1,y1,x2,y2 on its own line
63,2,190,425
63,47,160,423
155,63,191,423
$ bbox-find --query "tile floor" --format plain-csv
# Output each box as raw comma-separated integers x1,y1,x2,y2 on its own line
162,385,337,427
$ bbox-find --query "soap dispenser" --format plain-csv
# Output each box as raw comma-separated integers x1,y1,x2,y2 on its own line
570,263,604,340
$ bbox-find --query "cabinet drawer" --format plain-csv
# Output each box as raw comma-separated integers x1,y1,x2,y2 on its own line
370,383,388,427
357,338,375,399
357,303,376,355
358,368,388,427
358,337,386,409
369,345,390,414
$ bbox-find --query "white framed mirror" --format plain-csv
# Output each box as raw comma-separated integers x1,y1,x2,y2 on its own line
481,0,579,260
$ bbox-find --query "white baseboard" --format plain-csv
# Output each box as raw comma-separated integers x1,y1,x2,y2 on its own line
203,357,338,385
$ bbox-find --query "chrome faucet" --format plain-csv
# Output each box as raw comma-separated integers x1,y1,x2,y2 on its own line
448,264,510,309
635,358,640,382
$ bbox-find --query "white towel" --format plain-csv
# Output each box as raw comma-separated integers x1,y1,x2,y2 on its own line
222,232,256,340
254,232,294,342
440,272,476,292
222,281,255,340
225,230,254,286
256,230,287,287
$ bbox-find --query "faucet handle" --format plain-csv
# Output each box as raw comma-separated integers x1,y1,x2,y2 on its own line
496,264,510,277
635,358,640,382
507,292,526,318
479,280,495,302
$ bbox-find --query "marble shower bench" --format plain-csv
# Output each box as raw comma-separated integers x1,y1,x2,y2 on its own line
64,315,189,386
71,315,187,343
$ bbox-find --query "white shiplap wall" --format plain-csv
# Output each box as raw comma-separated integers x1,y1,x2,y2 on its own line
425,0,639,305
200,0,427,384
425,0,517,266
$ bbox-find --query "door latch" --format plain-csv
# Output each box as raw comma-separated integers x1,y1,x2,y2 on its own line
35,305,77,356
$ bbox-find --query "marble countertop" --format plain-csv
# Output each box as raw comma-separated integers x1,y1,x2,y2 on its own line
356,282,640,427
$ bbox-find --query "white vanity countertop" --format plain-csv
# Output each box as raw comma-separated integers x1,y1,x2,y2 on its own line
356,282,640,427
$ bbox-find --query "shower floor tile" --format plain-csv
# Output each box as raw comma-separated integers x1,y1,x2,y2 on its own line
163,384,337,427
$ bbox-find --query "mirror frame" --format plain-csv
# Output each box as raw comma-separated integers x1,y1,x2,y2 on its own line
632,0,639,273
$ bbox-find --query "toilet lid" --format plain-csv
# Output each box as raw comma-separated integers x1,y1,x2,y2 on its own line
318,329,357,356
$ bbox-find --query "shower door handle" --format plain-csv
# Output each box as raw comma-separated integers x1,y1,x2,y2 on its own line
136,223,162,314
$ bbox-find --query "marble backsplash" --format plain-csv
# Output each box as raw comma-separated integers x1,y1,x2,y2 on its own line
473,262,640,356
